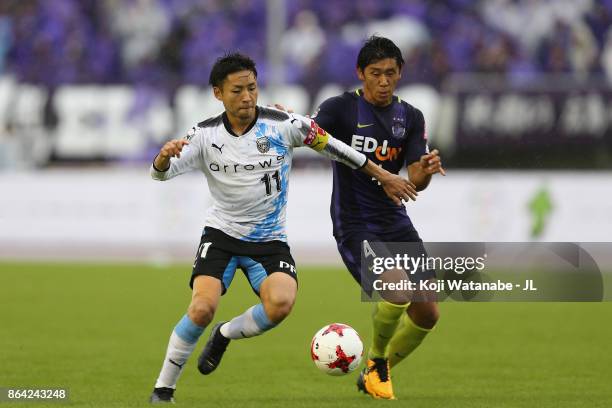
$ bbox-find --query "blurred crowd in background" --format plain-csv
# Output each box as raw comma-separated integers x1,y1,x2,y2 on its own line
1,0,611,170
2,0,612,94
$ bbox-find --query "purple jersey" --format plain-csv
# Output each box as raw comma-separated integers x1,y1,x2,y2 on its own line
314,90,428,240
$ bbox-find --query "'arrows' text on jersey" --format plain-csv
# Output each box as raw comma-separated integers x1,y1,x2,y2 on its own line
208,155,286,173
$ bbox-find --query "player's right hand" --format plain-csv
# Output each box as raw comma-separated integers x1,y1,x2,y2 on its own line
159,139,189,159
270,103,294,114
380,173,418,206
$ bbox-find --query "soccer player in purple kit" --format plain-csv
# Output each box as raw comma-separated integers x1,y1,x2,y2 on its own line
312,36,446,400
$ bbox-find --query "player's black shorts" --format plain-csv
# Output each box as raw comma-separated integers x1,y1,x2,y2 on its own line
190,227,297,295
336,229,436,294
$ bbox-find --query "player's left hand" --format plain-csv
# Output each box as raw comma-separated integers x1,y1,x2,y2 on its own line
418,149,446,176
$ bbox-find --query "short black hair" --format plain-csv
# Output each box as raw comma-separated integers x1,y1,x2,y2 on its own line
209,53,258,87
356,36,404,71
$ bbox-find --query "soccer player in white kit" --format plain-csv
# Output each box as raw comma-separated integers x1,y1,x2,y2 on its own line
148,53,417,403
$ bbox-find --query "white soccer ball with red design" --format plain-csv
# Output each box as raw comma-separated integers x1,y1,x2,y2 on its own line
310,323,363,376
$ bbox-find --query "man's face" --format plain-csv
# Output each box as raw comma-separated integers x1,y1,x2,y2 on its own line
214,70,258,121
357,58,402,106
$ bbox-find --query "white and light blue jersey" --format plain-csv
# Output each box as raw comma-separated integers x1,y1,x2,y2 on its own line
151,106,366,242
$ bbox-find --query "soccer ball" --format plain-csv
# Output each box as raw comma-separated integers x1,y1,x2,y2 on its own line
310,323,363,376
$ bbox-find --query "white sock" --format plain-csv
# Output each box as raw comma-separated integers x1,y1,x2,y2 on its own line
154,314,204,389
154,332,197,389
220,303,276,340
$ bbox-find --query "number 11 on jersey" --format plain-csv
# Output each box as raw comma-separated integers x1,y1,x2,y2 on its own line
260,170,282,195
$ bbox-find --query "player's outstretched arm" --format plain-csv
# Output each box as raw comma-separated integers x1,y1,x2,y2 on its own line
287,113,367,169
361,160,418,206
154,140,189,170
151,138,200,181
407,149,446,191
284,113,417,205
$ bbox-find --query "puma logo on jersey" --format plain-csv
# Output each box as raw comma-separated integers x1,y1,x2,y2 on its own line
212,143,224,153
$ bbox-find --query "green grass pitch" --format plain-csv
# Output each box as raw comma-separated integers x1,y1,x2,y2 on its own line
1,262,611,407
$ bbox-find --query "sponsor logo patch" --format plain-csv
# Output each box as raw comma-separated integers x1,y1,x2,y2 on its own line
185,127,196,141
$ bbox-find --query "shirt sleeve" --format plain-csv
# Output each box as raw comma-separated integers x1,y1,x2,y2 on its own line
284,113,367,170
150,126,205,180
404,107,429,166
312,96,343,140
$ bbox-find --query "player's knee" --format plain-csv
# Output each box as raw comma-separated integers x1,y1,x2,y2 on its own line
380,291,411,306
264,293,295,323
409,304,439,330
188,300,216,327
424,307,440,328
